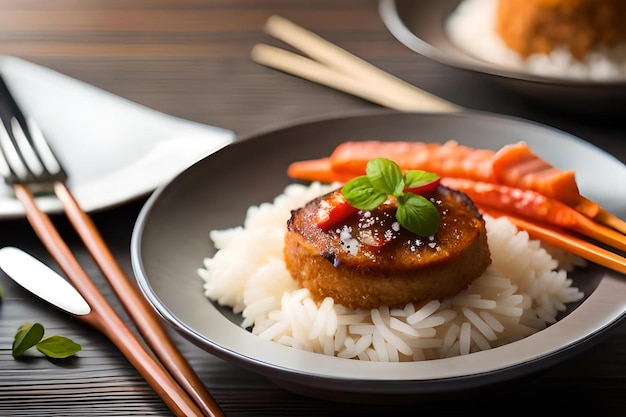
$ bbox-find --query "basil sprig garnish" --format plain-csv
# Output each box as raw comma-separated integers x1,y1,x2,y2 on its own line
341,158,441,237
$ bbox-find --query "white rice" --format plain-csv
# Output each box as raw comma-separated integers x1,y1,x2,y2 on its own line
444,0,626,80
198,183,585,362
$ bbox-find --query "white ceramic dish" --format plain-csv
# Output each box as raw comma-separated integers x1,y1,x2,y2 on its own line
131,110,626,403
0,56,235,218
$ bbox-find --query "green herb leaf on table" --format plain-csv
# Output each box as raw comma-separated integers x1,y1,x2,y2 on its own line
342,158,441,236
36,335,82,358
12,322,81,359
12,322,45,357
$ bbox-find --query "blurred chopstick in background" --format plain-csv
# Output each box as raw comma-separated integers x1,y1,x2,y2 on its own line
251,15,626,276
252,15,461,113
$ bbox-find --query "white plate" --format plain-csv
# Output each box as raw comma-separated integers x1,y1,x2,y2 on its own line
0,56,235,218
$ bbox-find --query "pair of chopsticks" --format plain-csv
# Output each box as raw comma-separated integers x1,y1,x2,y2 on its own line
49,185,223,416
15,185,221,416
251,15,626,276
252,15,461,113
4,130,223,412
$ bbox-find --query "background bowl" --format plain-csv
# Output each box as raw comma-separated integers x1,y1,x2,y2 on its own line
378,0,626,115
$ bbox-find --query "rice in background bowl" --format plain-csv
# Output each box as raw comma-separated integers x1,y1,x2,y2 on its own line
198,182,585,362
445,0,626,81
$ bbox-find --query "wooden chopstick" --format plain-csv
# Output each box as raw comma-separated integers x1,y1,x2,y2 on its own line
567,206,626,252
253,15,461,113
53,182,223,417
12,184,205,417
481,207,626,275
595,208,626,235
252,44,432,111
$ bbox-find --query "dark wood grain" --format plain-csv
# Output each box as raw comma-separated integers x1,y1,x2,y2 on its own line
0,0,625,415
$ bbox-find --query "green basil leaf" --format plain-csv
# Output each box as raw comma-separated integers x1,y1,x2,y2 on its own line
342,158,442,237
404,170,440,189
36,335,82,359
366,158,404,195
342,176,387,211
396,194,441,237
13,322,45,357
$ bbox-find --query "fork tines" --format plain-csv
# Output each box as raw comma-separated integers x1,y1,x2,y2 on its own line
0,79,66,187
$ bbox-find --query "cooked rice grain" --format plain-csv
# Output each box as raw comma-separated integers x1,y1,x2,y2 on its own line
199,183,585,362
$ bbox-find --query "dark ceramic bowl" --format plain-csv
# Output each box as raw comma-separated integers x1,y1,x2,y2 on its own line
131,110,626,403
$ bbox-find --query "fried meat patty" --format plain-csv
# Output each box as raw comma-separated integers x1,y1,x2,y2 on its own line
284,186,491,309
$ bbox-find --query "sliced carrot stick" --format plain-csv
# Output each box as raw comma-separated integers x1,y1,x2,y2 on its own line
287,142,448,182
329,140,495,181
286,157,353,183
328,140,430,176
442,177,626,252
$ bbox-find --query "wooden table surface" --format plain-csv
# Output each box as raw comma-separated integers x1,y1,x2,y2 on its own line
1,0,625,415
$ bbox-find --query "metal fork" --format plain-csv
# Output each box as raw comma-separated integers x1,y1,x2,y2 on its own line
0,76,223,417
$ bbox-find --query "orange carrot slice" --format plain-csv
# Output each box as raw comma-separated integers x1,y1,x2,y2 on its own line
287,158,340,183
329,141,432,176
328,140,494,181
